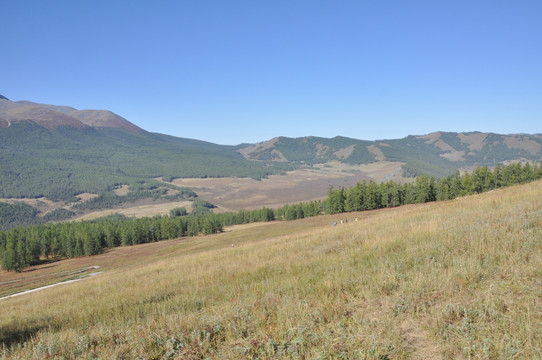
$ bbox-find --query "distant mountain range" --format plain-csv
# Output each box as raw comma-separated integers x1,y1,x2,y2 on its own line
1,94,541,202
0,95,292,201
240,132,542,177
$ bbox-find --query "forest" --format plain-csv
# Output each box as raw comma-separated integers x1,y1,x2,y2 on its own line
0,122,293,200
1,161,541,272
0,180,198,230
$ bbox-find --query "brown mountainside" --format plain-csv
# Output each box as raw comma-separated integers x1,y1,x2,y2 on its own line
0,98,141,133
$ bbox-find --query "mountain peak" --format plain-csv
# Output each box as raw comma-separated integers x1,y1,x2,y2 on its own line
0,97,142,133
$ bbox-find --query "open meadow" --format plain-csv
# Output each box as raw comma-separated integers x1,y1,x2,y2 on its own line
1,181,542,359
170,161,404,211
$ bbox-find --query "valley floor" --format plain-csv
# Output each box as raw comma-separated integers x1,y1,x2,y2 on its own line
170,161,405,211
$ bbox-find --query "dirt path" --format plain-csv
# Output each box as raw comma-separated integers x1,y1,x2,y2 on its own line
0,266,102,301
399,318,444,359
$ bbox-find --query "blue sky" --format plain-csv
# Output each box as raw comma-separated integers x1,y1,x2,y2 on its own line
2,1,541,145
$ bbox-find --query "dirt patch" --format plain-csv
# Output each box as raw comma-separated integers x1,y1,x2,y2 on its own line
417,132,442,144
503,135,541,155
334,145,355,159
433,139,454,152
367,145,385,161
458,132,488,151
76,193,99,202
114,185,130,196
316,144,331,158
237,138,287,161
440,151,465,162
420,137,467,162
399,318,444,359
165,188,179,195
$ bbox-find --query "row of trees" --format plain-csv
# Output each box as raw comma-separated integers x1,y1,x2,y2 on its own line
0,205,280,272
2,161,541,272
0,214,224,272
327,162,542,214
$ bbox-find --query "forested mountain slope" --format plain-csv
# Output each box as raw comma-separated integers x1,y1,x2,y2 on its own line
240,132,542,177
1,95,541,207
0,121,290,200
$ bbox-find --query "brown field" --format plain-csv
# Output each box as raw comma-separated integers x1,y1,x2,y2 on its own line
113,184,130,196
75,200,194,221
170,162,405,211
1,162,405,221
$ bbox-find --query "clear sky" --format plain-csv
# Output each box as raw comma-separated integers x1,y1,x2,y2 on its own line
2,1,541,145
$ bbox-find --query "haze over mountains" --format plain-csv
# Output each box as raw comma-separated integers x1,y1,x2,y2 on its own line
1,94,541,203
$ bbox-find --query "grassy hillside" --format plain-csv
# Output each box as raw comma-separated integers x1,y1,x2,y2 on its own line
1,180,541,358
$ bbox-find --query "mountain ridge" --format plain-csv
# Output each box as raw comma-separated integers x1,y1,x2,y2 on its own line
1,95,541,204
0,98,142,133
239,132,542,178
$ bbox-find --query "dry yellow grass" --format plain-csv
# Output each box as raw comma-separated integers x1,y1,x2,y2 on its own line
75,200,193,221
169,162,405,211
1,181,542,359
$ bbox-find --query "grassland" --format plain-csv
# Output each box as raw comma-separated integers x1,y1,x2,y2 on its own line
1,181,542,359
1,160,403,227
169,161,404,211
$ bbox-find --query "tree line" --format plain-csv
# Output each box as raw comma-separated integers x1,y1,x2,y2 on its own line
0,213,224,272
1,161,541,271
326,162,542,214
0,206,281,272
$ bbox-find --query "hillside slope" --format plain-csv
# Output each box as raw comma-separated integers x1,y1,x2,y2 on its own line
0,121,290,200
0,98,142,133
240,132,542,177
1,181,541,358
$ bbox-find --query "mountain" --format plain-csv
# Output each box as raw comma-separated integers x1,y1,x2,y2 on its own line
0,98,142,133
240,132,542,177
0,96,292,202
1,95,541,206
